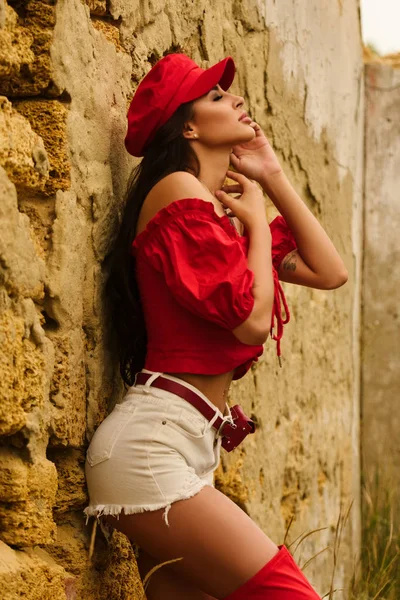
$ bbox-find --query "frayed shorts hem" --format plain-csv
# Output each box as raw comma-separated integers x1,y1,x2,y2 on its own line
84,479,210,536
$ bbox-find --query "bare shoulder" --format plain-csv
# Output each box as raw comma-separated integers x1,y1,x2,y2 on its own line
147,171,213,209
136,172,219,235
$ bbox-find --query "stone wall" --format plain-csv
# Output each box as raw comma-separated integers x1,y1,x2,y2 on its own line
362,58,400,516
0,0,363,598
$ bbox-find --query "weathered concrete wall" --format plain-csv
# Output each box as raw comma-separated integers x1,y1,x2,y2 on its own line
362,59,400,515
221,2,364,593
0,0,363,597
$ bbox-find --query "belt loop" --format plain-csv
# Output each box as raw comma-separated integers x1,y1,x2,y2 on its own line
143,371,162,387
207,411,220,431
224,403,233,421
216,415,233,438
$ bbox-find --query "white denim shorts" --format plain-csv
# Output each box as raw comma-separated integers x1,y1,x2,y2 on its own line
84,370,231,527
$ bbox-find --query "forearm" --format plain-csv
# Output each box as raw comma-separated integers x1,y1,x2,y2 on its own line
260,171,348,285
233,223,274,344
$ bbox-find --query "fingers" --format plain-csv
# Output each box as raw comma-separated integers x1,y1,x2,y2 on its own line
229,152,240,166
225,170,254,186
221,184,242,194
214,189,243,208
214,189,234,203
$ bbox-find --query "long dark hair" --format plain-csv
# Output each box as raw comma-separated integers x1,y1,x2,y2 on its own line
106,101,200,387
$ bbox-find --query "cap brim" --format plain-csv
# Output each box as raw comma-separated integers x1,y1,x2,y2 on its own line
183,57,235,102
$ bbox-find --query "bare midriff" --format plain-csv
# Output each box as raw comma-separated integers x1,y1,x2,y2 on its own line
166,371,235,415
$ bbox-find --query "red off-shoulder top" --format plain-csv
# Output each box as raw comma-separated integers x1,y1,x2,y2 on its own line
131,198,296,380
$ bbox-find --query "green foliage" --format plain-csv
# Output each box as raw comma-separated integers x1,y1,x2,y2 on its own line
348,470,400,600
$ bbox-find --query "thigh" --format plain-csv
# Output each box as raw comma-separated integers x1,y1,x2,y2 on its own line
137,548,217,600
104,485,279,599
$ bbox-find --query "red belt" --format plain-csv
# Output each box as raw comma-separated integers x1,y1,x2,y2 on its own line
134,372,256,452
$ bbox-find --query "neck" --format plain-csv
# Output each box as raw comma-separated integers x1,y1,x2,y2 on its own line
194,146,231,195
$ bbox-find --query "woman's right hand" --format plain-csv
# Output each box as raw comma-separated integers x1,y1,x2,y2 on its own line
215,170,269,233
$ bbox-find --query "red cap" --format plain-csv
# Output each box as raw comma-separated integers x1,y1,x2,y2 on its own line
124,53,235,157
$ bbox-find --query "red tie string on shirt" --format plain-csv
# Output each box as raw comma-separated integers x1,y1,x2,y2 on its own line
270,268,290,367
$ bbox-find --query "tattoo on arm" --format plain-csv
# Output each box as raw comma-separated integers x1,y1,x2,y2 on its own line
282,250,297,272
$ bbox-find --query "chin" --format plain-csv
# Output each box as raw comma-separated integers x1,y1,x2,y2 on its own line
235,128,256,144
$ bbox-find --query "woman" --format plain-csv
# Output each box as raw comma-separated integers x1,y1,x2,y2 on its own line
84,53,348,599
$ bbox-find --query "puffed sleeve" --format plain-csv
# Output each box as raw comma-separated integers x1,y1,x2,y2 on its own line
269,215,297,272
137,200,255,330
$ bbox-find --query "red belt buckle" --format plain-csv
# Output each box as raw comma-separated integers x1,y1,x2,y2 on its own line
220,405,256,452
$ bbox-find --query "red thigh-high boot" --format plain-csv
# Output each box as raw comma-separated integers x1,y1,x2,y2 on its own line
223,545,321,600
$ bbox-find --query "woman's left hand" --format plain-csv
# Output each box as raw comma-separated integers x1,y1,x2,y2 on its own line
229,122,283,183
